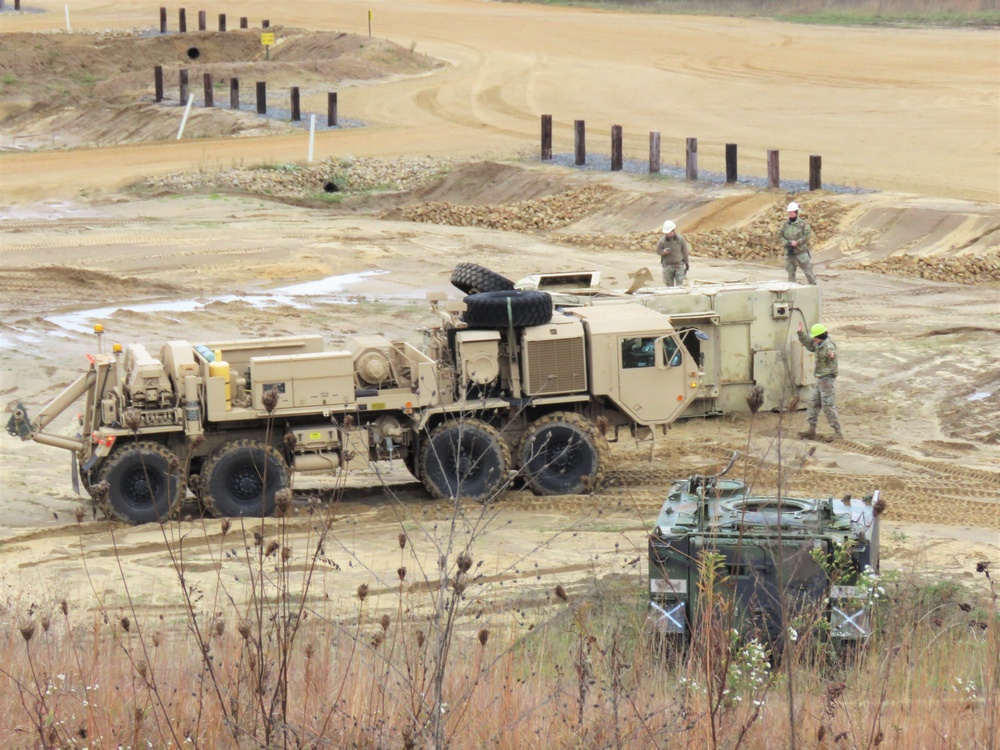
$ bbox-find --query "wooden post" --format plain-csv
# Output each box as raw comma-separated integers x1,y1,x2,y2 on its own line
649,131,661,174
574,120,586,166
198,10,206,30
809,154,822,191
159,6,167,34
540,114,552,161
218,13,226,31
685,137,698,181
256,81,266,114
611,125,623,172
179,69,189,105
203,73,213,107
290,87,300,122
725,143,738,183
239,16,248,29
154,65,164,102
328,92,338,126
230,78,239,109
179,8,186,32
262,19,270,28
767,149,780,188
14,0,21,10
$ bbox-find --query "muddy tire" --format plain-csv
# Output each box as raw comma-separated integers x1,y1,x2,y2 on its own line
95,441,186,524
419,419,510,502
201,439,289,518
519,412,609,495
451,263,515,295
463,290,552,329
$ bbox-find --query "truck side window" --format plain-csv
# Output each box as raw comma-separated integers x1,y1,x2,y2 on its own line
622,337,656,368
662,337,683,367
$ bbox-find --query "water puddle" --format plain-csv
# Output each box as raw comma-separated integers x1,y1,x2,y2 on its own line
967,391,993,402
0,270,430,349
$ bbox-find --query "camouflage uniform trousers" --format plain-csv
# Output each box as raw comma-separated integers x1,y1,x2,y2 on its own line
807,376,841,431
785,251,817,285
662,263,687,287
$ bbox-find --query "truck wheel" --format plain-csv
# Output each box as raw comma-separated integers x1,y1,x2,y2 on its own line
519,412,609,495
201,439,289,518
95,441,186,524
463,290,552,328
450,263,515,295
419,419,510,502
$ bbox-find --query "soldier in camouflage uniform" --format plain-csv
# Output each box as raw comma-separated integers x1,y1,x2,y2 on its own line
777,202,817,285
656,220,690,286
797,322,842,441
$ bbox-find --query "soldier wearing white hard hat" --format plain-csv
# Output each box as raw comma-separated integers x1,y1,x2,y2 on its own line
655,220,690,287
777,202,817,285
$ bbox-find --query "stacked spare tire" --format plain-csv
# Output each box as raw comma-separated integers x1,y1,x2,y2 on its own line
450,262,553,328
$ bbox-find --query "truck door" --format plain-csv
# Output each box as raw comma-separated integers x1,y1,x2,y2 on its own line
616,333,696,424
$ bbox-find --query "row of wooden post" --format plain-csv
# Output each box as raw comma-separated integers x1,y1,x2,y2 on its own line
160,7,269,33
542,115,822,191
155,67,338,125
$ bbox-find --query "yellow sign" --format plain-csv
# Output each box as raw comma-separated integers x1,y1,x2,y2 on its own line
261,32,275,46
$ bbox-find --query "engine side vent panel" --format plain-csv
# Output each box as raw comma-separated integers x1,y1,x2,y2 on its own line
524,338,587,396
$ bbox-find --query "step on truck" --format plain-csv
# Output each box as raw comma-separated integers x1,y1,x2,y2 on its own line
8,288,710,523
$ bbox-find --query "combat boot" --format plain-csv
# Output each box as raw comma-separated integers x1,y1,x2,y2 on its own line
831,430,844,442
797,425,816,440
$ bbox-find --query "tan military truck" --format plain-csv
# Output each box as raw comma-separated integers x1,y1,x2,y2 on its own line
7,290,706,523
515,268,822,416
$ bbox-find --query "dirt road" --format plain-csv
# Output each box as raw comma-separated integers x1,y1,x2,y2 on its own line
2,0,998,201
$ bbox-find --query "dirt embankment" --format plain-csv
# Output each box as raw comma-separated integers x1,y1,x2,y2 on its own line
0,28,442,149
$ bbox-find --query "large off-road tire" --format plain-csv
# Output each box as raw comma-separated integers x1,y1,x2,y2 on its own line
95,441,186,524
450,263,515,295
463,290,552,329
201,439,289,518
419,418,510,502
519,412,609,495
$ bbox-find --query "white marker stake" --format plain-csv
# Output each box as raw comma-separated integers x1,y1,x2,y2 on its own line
176,94,194,139
308,114,316,163
65,5,71,31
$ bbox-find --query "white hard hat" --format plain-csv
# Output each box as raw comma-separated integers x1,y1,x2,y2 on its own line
662,220,676,234
787,202,799,212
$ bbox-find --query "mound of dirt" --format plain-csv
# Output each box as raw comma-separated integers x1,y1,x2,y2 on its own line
0,28,441,150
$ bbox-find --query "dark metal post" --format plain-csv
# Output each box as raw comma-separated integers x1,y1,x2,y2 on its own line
218,13,226,31
540,114,552,161
574,120,586,166
262,19,270,28
328,92,338,126
256,81,266,114
178,8,186,32
179,69,189,105
649,132,661,174
203,73,213,107
685,137,698,181
767,149,780,188
726,143,738,183
239,16,248,29
159,6,167,33
290,87,300,121
154,65,164,102
230,78,239,109
611,125,623,171
198,10,206,30
809,154,822,191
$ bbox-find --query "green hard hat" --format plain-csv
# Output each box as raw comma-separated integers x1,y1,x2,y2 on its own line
810,324,827,337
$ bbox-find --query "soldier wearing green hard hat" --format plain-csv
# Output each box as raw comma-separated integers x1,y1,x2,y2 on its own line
797,321,842,441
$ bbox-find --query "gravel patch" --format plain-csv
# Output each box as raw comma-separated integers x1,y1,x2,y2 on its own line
546,153,874,195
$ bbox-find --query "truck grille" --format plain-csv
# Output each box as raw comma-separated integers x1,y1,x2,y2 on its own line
524,339,586,395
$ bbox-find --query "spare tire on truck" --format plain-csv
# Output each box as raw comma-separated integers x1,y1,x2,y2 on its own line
451,263,515,295
463,290,552,328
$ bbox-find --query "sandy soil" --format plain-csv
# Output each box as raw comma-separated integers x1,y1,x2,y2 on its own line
1,0,998,201
0,0,997,622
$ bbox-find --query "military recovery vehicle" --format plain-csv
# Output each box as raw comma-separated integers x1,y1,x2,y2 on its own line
648,455,880,653
7,282,709,523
